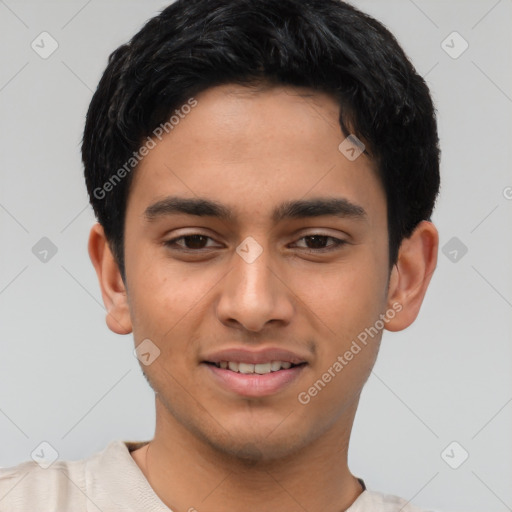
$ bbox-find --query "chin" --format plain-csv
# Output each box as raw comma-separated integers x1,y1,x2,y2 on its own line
202,426,311,463
213,439,296,463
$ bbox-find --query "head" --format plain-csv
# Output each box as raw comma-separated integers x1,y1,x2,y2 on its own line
84,0,439,461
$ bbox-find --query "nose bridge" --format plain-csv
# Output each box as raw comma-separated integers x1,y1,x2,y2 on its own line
235,238,273,299
216,236,293,331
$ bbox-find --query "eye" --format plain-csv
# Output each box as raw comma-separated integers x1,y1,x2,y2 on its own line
164,234,219,251
163,233,347,253
292,234,347,252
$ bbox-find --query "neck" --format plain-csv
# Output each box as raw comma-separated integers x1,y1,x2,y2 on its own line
131,398,364,512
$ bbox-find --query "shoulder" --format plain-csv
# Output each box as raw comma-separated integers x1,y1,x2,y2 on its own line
349,489,437,512
0,458,87,510
0,440,143,511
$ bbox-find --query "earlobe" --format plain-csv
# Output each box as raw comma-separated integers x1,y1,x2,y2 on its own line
385,221,438,332
88,223,133,335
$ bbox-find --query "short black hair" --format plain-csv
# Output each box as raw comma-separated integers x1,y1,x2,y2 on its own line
82,0,440,281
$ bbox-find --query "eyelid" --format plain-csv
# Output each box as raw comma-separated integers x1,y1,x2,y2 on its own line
163,230,348,252
164,232,222,249
291,233,347,250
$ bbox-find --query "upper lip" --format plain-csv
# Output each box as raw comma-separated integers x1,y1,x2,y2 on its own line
201,347,309,365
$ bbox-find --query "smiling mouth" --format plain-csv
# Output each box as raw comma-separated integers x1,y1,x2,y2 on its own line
205,361,306,374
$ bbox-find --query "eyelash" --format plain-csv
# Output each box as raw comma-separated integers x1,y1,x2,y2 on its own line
163,233,347,253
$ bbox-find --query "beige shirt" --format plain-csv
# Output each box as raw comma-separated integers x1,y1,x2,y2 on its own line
0,440,431,511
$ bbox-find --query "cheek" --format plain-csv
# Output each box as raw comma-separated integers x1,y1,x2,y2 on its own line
294,261,386,411
293,253,387,327
287,257,389,386
127,262,198,343
127,273,202,394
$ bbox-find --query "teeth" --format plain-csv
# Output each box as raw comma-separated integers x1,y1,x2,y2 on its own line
216,360,296,374
254,363,271,374
270,361,282,372
238,363,254,374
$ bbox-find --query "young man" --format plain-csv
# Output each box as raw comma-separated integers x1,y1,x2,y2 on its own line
0,0,440,510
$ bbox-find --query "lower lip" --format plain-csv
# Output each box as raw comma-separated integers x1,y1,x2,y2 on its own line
203,363,306,397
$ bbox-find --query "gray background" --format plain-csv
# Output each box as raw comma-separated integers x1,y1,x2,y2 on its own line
0,1,511,511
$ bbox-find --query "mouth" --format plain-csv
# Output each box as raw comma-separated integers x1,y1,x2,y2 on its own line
204,360,307,374
200,347,309,397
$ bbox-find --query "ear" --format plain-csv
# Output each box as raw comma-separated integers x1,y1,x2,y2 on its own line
88,223,133,335
385,220,438,332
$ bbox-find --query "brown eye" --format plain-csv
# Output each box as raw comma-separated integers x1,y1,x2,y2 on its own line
304,235,330,249
164,234,216,250
293,235,346,252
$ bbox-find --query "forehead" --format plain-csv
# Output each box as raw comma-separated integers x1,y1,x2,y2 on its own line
127,83,384,224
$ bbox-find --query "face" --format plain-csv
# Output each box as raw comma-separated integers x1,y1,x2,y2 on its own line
122,84,392,460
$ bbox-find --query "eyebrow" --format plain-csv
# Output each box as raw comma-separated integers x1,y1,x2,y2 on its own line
144,196,367,223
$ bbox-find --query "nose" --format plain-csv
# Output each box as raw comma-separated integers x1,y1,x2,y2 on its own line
215,240,294,333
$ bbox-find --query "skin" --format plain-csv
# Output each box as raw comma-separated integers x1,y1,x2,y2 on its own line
89,84,438,512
